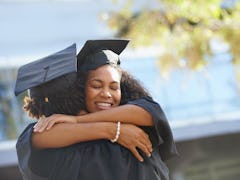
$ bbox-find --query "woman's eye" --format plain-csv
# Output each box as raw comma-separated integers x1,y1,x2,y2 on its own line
92,85,101,89
111,86,120,91
91,83,102,89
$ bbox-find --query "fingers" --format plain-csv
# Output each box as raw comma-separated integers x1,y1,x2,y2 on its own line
134,129,152,158
129,135,153,162
46,119,57,130
34,118,49,132
138,140,152,158
130,147,144,162
141,133,153,155
33,114,77,132
34,114,58,132
116,124,153,162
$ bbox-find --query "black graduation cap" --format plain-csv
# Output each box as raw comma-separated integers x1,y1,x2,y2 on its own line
14,43,77,96
77,39,129,71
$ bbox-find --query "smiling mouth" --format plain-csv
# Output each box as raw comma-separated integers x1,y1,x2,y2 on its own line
96,102,112,109
97,102,112,106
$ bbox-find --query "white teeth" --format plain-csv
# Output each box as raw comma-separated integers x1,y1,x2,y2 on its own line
97,103,111,107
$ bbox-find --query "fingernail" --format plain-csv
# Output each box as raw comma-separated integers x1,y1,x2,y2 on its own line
140,159,144,162
148,153,151,157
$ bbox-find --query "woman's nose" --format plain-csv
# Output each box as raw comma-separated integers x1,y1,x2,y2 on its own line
101,90,112,98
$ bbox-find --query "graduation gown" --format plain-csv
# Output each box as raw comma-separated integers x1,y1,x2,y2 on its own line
16,97,178,180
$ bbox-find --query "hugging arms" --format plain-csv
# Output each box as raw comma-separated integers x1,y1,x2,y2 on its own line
15,41,177,180
31,70,157,162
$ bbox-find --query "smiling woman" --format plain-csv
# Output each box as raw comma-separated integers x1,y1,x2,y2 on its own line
85,65,122,112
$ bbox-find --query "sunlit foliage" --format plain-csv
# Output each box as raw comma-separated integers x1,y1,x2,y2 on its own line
103,0,240,75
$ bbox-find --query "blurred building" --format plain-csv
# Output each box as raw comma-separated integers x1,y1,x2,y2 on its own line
1,49,240,180
1,1,240,180
122,53,240,180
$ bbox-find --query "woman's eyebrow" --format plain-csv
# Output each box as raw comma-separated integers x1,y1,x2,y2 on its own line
90,78,119,83
110,81,120,85
90,78,102,82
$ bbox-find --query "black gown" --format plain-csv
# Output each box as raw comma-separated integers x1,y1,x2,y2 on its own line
16,97,178,180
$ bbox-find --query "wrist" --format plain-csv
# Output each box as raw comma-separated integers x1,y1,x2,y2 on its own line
110,122,121,143
105,122,116,140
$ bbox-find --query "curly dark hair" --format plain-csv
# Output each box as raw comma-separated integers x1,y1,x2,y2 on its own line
23,67,151,119
23,73,85,119
120,70,151,104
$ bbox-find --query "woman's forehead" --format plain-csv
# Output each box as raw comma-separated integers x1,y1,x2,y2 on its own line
87,65,121,82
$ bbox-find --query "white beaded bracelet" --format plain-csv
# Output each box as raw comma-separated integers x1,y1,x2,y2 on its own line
110,121,121,143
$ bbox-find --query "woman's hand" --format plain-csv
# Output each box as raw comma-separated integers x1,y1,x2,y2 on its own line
33,113,153,162
117,124,153,162
33,114,78,133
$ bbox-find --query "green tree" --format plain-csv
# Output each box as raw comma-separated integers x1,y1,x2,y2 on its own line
103,0,240,78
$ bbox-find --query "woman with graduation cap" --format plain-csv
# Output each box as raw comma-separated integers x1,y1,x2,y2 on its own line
15,40,177,180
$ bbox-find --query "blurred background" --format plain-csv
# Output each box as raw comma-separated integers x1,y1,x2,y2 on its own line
1,0,240,179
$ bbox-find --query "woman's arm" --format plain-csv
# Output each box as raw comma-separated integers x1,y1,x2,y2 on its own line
34,104,153,132
32,122,116,149
78,104,153,126
32,121,152,162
